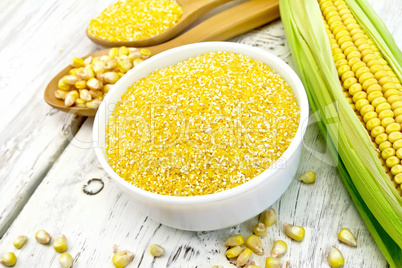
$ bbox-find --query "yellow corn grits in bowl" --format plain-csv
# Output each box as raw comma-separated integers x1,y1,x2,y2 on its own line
105,51,300,196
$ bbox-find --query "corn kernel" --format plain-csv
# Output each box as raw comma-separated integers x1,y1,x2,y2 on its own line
65,90,79,107
299,170,316,183
87,78,103,91
13,235,27,249
35,229,51,244
0,252,17,267
86,99,101,109
226,245,245,258
71,57,85,68
118,60,133,73
245,235,264,255
270,240,287,258
263,208,277,227
150,244,164,257
133,58,144,67
283,223,305,241
62,75,78,85
265,257,281,268
53,235,68,253
236,248,253,267
104,72,120,84
112,251,134,268
253,223,267,237
224,234,244,247
328,247,345,267
58,79,71,91
55,89,68,100
59,253,73,268
338,228,357,246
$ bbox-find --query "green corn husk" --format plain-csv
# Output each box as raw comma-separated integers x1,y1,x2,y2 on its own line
279,0,402,266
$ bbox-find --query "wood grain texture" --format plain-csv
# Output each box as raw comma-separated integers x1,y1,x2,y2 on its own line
0,0,401,267
0,0,100,236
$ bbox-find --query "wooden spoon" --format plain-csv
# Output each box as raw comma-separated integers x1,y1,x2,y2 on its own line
45,0,279,117
86,0,234,47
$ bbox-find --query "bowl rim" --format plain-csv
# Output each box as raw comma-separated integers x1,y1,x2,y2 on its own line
93,41,309,205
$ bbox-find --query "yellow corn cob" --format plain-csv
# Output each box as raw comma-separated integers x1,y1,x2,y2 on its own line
319,0,402,194
280,0,402,266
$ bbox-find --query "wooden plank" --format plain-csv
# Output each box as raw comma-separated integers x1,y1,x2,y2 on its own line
0,0,99,236
0,0,401,267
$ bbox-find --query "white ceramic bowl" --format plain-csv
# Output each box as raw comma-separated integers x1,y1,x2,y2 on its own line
94,42,309,231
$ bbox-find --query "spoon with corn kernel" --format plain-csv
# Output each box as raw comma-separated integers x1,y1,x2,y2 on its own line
45,0,279,116
86,0,235,47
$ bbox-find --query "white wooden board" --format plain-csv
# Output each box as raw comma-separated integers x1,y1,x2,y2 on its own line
0,0,401,267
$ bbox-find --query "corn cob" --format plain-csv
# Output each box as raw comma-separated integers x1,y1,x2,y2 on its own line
319,0,402,190
280,0,402,266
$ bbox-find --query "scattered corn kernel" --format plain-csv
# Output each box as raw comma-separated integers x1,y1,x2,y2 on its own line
0,252,17,267
298,171,316,184
224,234,244,247
265,257,281,268
270,240,287,258
338,228,357,247
236,248,253,267
59,253,73,268
53,235,68,253
253,223,267,237
283,223,305,241
35,229,51,244
150,244,164,257
226,245,245,259
112,251,134,268
263,208,277,227
87,0,183,41
106,52,300,196
328,247,345,267
245,235,264,255
13,235,27,249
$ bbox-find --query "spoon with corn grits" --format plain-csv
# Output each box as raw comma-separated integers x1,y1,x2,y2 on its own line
45,0,279,117
86,0,235,47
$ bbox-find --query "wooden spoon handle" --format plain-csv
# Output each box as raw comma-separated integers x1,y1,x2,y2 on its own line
148,0,279,55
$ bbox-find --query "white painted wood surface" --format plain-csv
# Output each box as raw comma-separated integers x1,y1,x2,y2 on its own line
0,0,401,267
